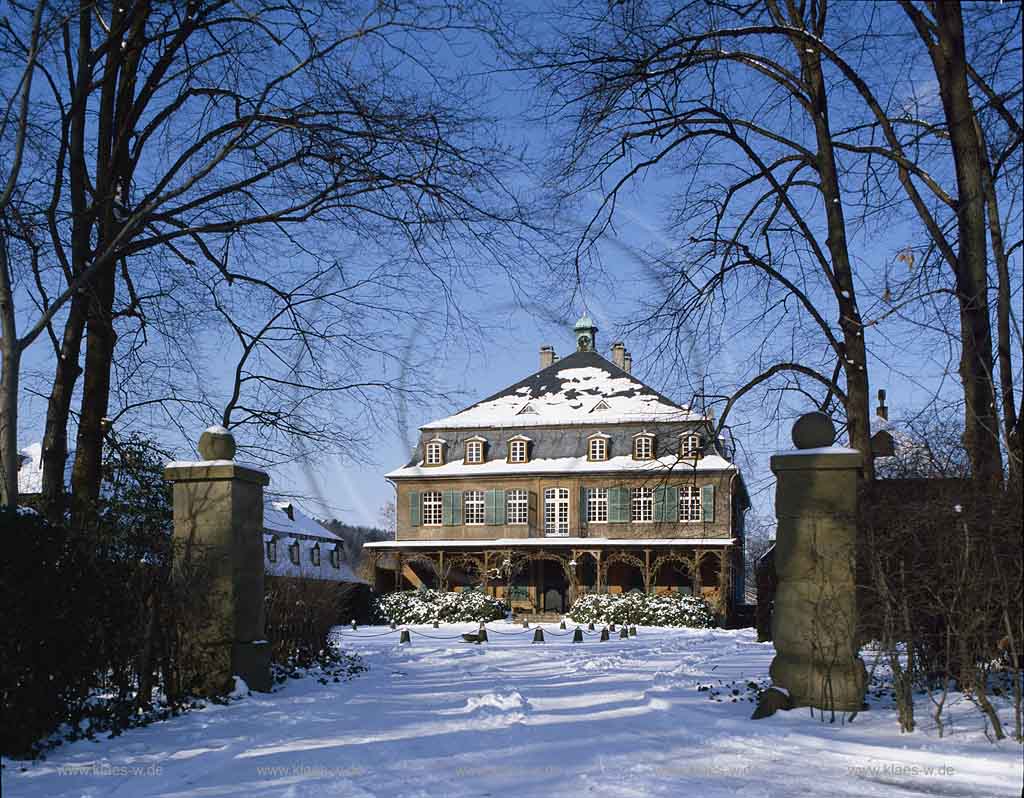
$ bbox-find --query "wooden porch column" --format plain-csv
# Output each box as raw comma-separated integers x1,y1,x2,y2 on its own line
439,550,446,591
694,548,704,593
596,550,602,593
482,550,491,596
643,548,651,593
395,552,403,591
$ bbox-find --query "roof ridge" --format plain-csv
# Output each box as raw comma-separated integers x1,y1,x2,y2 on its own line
420,349,698,431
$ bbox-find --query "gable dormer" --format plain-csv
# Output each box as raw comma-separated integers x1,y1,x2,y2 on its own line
463,435,487,464
424,437,447,466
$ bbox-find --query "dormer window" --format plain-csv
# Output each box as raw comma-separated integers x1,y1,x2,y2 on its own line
633,432,655,460
425,438,446,466
464,437,486,464
587,433,610,461
680,433,702,458
508,436,530,464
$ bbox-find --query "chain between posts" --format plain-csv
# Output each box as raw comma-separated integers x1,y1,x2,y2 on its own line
332,622,622,641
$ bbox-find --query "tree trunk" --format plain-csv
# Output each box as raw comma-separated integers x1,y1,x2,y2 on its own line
931,2,1003,485
0,342,21,508
70,259,117,530
40,297,86,522
794,24,875,479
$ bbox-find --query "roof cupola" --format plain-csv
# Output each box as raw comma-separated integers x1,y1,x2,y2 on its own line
574,314,598,352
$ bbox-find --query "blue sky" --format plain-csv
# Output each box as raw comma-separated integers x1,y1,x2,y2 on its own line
12,2,1018,530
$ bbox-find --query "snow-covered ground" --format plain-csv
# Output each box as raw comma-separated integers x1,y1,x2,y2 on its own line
3,625,1020,797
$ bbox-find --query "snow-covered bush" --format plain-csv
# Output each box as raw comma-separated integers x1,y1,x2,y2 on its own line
567,592,716,628
373,588,506,624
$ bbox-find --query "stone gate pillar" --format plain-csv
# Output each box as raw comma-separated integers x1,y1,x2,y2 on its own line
164,427,271,694
769,412,867,712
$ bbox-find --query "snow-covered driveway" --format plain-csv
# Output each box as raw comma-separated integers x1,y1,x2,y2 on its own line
3,625,1020,797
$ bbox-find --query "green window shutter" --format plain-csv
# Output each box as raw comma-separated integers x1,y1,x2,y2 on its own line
579,487,589,527
409,491,421,527
494,489,505,525
443,490,463,526
528,491,537,531
654,485,666,522
609,486,628,523
701,484,715,523
485,489,506,525
665,486,679,522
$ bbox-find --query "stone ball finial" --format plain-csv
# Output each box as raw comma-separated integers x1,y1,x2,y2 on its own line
791,411,836,449
198,425,236,461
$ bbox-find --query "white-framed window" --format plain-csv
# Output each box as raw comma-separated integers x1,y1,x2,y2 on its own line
509,438,529,463
544,487,570,536
631,486,654,522
633,435,654,459
587,487,608,523
330,547,341,568
310,543,321,566
464,490,485,525
266,537,277,562
289,541,300,565
680,485,702,522
425,441,444,465
507,489,529,525
465,439,484,464
588,437,608,461
422,490,443,526
681,434,701,458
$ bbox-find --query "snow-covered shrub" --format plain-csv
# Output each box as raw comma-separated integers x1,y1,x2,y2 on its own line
567,592,716,628
373,588,506,624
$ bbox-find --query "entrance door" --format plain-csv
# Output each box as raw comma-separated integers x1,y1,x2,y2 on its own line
544,587,564,613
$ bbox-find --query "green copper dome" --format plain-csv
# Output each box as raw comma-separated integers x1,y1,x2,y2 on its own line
574,314,598,352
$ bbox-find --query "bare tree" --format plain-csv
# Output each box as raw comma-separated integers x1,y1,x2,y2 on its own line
1,1,529,519
517,0,878,473
514,1,1021,483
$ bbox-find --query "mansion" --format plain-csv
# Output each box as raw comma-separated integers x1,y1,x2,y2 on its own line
364,317,750,620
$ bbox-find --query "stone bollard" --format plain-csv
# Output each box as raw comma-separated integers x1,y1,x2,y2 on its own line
532,628,545,643
351,620,357,631
609,623,616,632
768,412,867,713
587,622,595,631
572,627,583,643
164,427,271,694
399,629,411,644
619,626,629,639
522,619,530,629
629,626,637,637
559,618,567,630
600,627,610,642
433,620,439,628
390,621,397,630
478,625,488,643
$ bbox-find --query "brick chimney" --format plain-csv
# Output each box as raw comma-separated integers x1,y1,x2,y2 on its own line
611,341,626,369
623,352,632,374
540,345,556,369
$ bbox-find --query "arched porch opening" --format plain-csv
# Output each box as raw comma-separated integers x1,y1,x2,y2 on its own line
603,552,645,594
652,554,695,595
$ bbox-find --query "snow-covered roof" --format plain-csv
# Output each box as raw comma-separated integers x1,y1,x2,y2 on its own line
263,499,341,541
365,537,736,549
16,442,43,495
265,536,363,582
422,350,704,431
387,453,737,480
